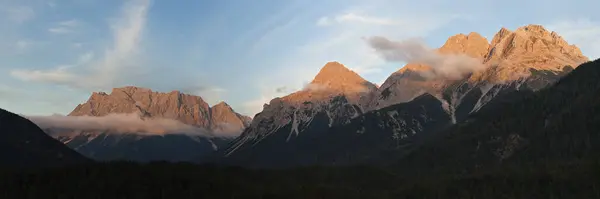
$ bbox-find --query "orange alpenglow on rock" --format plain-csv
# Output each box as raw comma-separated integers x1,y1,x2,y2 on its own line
395,24,588,83
282,61,377,105
471,24,588,83
371,24,588,110
70,86,213,128
210,101,252,133
69,86,251,133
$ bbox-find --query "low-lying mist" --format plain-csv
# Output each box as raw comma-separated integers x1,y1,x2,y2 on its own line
25,114,241,138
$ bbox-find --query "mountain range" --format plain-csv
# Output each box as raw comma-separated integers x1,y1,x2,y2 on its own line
219,24,589,167
38,86,251,162
0,24,595,171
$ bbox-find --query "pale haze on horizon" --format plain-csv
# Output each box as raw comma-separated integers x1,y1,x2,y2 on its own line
0,0,599,117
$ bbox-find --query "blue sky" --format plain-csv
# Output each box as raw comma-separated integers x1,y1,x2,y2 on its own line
0,0,599,117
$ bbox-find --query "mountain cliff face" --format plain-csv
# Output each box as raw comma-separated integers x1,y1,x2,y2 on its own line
371,24,588,122
45,86,251,162
221,62,377,164
220,93,451,168
0,108,90,169
219,24,589,168
368,32,491,110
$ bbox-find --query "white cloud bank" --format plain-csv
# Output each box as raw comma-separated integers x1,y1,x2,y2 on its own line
366,36,486,80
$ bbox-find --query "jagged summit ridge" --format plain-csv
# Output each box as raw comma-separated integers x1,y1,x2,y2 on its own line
308,61,375,95
224,61,377,156
473,24,588,82
71,86,212,128
369,24,589,112
70,86,251,133
311,61,369,86
396,24,587,78
438,31,490,58
392,24,589,82
279,62,377,106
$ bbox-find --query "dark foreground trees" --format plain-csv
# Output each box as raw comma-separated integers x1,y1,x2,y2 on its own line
1,159,599,199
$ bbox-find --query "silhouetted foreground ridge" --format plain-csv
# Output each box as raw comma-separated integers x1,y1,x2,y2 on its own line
0,108,90,169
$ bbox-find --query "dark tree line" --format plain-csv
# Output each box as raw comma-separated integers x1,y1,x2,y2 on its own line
1,159,600,199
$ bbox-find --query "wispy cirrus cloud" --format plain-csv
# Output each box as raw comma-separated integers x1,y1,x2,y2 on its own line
10,0,225,107
11,0,150,90
48,19,81,34
317,12,397,26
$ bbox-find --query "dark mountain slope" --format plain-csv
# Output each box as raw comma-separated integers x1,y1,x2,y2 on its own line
219,62,378,167
0,108,90,169
219,94,451,168
396,59,600,176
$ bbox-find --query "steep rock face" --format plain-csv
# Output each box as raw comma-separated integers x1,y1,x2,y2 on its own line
70,86,212,128
371,25,588,123
46,87,251,162
0,108,90,169
220,93,451,168
210,101,252,134
220,25,590,168
221,62,377,164
473,24,588,83
370,32,491,110
68,86,250,133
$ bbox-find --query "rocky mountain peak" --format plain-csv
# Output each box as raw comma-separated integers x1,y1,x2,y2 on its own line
212,101,231,109
491,27,512,46
281,61,376,105
372,31,490,110
372,25,589,112
438,32,490,58
515,24,549,35
70,86,211,127
210,101,250,133
397,31,489,75
232,61,376,153
69,86,250,135
473,24,589,82
311,61,374,89
111,86,152,94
